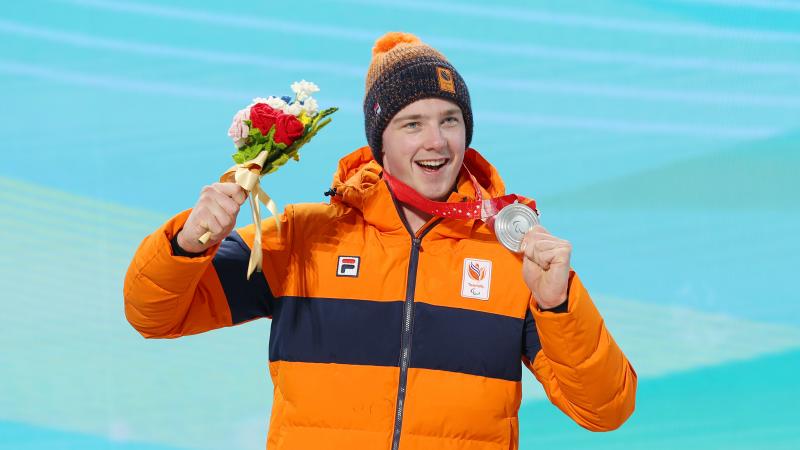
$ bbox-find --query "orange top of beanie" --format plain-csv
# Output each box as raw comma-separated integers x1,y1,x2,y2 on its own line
372,32,422,56
366,32,449,92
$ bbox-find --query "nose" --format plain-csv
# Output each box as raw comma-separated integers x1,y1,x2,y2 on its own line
422,124,447,151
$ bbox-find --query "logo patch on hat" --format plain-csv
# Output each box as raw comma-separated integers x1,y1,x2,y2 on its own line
436,67,456,94
373,102,382,116
337,256,360,277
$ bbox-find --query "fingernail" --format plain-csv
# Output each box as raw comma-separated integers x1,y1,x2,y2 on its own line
519,241,526,252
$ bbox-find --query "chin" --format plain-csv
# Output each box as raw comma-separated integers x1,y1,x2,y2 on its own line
408,170,458,201
419,185,451,201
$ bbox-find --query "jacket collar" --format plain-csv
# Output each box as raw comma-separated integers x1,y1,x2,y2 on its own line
331,146,507,239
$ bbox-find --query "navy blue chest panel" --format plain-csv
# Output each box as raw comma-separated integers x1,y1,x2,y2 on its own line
268,295,529,381
214,231,541,382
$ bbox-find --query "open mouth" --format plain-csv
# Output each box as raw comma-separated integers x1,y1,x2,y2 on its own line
415,158,449,173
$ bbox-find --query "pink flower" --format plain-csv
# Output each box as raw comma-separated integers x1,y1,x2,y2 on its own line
228,108,250,148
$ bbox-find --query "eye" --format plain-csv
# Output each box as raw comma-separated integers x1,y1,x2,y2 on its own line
443,116,459,126
404,121,420,130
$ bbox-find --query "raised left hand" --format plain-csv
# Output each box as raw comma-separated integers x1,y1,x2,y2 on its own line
520,225,572,309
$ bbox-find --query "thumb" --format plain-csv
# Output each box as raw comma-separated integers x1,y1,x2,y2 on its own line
521,256,545,298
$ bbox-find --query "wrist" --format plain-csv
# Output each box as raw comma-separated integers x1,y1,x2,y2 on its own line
173,230,206,257
538,297,569,313
536,283,571,312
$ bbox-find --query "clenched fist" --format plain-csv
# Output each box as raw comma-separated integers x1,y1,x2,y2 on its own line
520,225,572,310
176,183,247,254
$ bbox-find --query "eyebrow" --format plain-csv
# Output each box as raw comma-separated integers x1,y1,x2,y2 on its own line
391,108,462,124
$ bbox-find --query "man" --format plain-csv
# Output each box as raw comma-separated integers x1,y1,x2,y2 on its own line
124,32,636,450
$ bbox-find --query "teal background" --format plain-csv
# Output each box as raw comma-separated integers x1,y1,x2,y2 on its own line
1,0,799,448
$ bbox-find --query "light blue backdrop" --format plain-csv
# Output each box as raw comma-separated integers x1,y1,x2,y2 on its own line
1,0,798,449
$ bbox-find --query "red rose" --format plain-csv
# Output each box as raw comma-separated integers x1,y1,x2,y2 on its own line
273,114,305,146
249,103,281,136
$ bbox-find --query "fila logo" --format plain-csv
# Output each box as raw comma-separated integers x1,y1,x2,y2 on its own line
461,258,492,300
337,256,360,277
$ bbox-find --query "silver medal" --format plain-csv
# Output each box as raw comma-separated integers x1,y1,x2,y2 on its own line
494,203,540,253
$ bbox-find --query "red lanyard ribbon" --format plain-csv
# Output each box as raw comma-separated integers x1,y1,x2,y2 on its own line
382,167,538,230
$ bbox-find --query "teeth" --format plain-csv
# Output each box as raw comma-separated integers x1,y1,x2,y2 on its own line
416,159,447,168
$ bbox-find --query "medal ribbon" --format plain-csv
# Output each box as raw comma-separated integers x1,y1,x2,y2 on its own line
382,167,538,230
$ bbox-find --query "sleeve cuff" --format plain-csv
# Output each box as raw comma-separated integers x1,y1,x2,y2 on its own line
170,232,207,258
534,272,572,314
540,298,569,313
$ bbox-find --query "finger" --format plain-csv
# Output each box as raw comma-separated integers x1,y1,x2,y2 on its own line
533,239,563,252
524,226,558,241
531,225,550,235
530,231,560,243
215,182,248,205
209,189,242,217
520,229,558,251
537,247,572,268
532,248,557,271
521,254,543,281
521,236,540,265
199,211,224,238
205,200,235,233
526,244,569,271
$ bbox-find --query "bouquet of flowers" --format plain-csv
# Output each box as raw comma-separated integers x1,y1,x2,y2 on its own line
228,80,337,174
199,80,337,278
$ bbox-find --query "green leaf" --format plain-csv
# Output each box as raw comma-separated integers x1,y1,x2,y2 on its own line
232,151,246,164
265,126,276,141
317,107,338,119
245,143,263,162
315,117,333,132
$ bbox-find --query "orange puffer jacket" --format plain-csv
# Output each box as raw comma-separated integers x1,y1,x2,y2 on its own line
124,146,636,450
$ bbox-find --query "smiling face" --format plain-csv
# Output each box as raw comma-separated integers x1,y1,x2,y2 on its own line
381,98,467,201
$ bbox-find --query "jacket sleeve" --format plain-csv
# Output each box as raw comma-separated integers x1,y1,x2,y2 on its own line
521,271,637,431
123,207,293,339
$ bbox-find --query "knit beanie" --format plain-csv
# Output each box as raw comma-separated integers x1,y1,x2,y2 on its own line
363,32,473,163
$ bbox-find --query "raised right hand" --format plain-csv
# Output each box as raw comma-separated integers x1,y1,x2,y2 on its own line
176,183,247,254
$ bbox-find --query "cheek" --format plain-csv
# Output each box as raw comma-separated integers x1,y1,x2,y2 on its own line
383,147,414,175
447,131,467,161
442,126,466,152
384,141,415,166
451,128,467,146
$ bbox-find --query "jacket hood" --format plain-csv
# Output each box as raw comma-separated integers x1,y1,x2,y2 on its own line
329,146,507,235
332,146,506,204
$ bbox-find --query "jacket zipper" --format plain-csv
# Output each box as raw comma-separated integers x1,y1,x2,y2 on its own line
390,221,440,450
385,179,443,450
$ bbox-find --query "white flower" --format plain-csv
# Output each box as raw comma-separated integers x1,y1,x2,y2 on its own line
250,96,287,111
301,97,319,117
228,108,250,148
284,101,303,116
266,97,287,110
291,80,319,102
